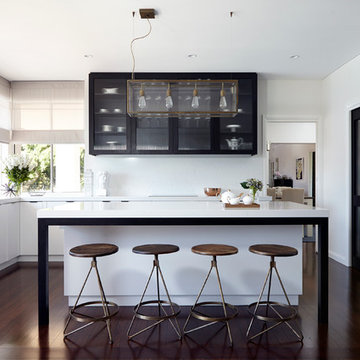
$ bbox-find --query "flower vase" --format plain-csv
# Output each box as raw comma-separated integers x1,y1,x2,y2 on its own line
15,183,22,196
249,188,258,203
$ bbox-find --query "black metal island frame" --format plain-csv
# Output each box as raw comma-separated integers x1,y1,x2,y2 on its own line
37,201,329,326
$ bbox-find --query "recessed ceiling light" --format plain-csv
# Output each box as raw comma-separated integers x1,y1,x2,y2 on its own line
290,55,300,60
84,54,93,58
187,54,198,58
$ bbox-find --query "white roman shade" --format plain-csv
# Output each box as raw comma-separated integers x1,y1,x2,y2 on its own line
11,81,84,143
0,76,11,143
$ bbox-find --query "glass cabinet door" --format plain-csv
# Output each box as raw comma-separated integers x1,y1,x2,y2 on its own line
219,79,254,152
92,78,129,152
177,117,211,151
134,117,170,152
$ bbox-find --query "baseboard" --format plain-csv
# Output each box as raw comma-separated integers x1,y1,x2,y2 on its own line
67,295,299,307
0,259,19,276
329,250,350,267
17,255,64,262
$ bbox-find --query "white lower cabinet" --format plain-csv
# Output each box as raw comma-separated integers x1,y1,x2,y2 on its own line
0,204,10,263
7,202,19,260
20,201,65,256
0,202,20,264
20,201,46,256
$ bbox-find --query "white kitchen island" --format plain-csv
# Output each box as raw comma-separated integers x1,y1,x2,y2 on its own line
37,200,329,326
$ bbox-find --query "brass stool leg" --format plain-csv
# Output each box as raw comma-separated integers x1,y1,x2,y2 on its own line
273,265,303,340
157,263,182,339
64,260,95,337
127,260,157,339
246,265,272,338
247,257,303,341
93,258,114,344
213,257,233,345
64,257,118,344
127,255,181,340
183,258,214,332
184,256,237,346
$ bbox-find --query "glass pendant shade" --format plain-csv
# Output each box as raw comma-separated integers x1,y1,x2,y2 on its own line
127,79,238,117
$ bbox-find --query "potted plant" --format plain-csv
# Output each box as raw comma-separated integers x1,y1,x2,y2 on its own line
241,178,263,202
2,154,36,196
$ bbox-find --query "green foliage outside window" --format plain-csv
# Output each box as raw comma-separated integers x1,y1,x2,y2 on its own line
21,144,52,190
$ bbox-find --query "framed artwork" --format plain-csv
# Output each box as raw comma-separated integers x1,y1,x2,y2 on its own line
296,157,304,180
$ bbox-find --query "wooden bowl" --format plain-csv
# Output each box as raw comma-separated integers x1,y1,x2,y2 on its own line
204,187,221,196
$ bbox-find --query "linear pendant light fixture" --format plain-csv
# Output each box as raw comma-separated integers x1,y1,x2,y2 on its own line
127,9,239,118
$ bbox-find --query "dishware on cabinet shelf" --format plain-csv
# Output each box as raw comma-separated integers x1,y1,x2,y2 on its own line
101,87,119,94
116,126,125,133
225,137,244,150
102,125,113,132
226,124,241,133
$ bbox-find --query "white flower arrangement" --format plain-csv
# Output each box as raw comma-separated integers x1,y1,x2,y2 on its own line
2,154,36,195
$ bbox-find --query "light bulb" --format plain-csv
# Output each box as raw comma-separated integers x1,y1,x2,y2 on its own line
219,95,227,109
191,85,199,109
165,96,173,109
138,85,146,109
165,83,174,109
138,95,146,109
219,83,227,109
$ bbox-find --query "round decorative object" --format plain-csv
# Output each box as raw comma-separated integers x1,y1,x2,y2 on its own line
220,190,237,203
242,194,253,205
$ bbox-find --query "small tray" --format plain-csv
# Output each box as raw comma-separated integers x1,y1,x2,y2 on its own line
224,203,260,209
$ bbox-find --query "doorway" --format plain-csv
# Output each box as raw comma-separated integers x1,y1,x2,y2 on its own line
351,107,360,270
264,118,319,242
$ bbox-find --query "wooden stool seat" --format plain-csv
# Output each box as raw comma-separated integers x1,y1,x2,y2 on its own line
192,244,238,256
249,244,298,257
132,244,179,255
69,243,118,258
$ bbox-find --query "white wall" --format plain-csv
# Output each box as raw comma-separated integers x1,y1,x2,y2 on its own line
322,54,360,266
85,79,322,198
270,143,316,195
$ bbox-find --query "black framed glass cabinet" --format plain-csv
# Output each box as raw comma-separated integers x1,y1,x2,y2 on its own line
89,72,257,155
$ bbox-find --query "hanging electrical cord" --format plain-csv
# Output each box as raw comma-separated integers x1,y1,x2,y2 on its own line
130,16,152,80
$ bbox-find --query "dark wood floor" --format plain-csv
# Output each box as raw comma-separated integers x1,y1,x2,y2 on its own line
0,243,360,359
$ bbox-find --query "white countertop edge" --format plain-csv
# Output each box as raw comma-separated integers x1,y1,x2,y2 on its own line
37,201,329,219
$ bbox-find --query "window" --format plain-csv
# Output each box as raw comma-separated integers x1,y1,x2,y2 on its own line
10,81,85,193
20,144,84,193
12,81,84,131
0,143,9,187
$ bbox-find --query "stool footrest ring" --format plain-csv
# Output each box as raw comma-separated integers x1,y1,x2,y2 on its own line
248,301,297,323
133,300,181,321
190,301,238,322
70,301,119,323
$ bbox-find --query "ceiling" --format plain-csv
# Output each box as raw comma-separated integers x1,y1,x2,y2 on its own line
1,0,360,81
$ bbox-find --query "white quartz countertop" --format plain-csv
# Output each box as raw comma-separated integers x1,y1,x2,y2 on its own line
37,200,329,218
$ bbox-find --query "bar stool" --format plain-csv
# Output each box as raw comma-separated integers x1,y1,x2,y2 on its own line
127,244,181,340
246,244,303,341
183,244,239,346
63,243,119,344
